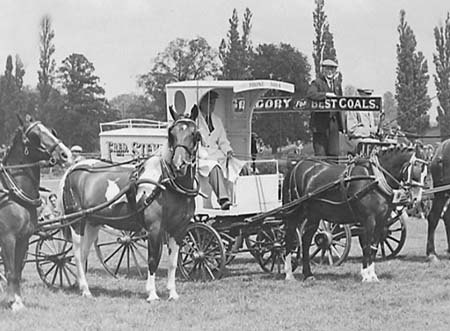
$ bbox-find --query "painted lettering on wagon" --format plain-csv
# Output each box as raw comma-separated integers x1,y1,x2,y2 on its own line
107,141,162,157
234,96,382,112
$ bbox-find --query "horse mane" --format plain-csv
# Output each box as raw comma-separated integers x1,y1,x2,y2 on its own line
376,144,414,158
3,128,23,159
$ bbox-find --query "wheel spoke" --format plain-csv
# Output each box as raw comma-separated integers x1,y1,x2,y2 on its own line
114,246,127,276
103,244,124,264
130,246,144,278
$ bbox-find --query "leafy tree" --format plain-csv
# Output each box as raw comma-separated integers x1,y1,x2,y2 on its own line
312,0,338,76
395,10,430,134
0,55,40,144
15,55,25,90
383,91,398,128
58,53,116,151
219,8,253,79
38,15,56,104
250,43,312,153
139,37,220,120
433,12,450,140
110,94,155,120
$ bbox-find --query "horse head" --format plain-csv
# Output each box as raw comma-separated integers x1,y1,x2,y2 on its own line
376,144,426,204
17,115,72,166
167,105,201,176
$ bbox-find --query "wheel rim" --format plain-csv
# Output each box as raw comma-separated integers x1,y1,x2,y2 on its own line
255,224,300,274
35,229,77,289
0,248,5,292
306,220,351,266
178,223,226,281
95,226,148,279
378,212,407,259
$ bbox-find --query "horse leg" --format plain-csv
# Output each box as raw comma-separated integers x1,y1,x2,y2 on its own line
301,218,319,281
359,215,378,282
166,236,179,300
10,235,30,311
71,223,99,297
284,217,300,281
442,206,450,256
426,194,447,262
146,225,163,302
1,236,23,311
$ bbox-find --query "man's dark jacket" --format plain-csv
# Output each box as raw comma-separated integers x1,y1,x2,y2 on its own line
306,74,344,133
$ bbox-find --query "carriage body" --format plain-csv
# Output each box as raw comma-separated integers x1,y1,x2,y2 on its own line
165,80,294,215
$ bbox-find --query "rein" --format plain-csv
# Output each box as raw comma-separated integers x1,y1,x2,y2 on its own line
160,158,200,197
0,121,62,208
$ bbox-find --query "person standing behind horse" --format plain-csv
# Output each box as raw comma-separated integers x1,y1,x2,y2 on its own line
197,91,245,210
306,59,345,156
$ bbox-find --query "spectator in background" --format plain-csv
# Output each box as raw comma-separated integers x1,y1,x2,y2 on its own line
40,193,61,221
71,145,85,163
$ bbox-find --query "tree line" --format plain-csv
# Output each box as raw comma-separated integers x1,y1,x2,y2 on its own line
1,2,450,152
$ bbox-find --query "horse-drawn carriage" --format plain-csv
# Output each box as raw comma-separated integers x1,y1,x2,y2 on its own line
0,80,429,310
92,80,425,281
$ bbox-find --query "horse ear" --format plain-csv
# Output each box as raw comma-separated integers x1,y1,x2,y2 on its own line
190,104,199,121
16,114,24,127
169,105,179,121
25,114,33,123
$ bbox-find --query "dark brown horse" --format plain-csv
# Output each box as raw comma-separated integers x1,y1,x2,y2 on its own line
0,116,71,310
60,106,200,301
426,139,450,262
283,145,425,282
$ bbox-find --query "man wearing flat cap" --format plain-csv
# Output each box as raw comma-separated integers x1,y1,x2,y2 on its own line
306,58,345,157
197,90,245,210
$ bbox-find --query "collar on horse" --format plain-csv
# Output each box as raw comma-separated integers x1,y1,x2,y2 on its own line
0,121,62,208
0,164,42,207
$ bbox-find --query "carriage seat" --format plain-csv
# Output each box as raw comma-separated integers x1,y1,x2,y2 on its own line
196,160,281,214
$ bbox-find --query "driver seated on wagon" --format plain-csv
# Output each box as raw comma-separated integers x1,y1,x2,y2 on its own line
196,90,246,210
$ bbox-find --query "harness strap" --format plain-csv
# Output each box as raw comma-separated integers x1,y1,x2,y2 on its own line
339,162,359,223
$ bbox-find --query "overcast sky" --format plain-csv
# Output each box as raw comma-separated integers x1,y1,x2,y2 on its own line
1,0,449,122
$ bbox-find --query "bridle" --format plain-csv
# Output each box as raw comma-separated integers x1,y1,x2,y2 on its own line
370,150,427,203
168,118,200,169
21,121,63,166
0,121,63,207
163,118,201,197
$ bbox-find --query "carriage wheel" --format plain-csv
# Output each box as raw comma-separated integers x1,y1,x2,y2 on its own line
244,235,261,259
178,222,226,281
378,210,407,259
35,229,77,289
302,220,352,266
254,223,301,274
95,226,149,279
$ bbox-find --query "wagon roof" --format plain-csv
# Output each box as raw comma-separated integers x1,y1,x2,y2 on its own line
166,80,295,94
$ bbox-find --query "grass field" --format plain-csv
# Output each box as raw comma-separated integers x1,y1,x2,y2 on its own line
2,179,450,330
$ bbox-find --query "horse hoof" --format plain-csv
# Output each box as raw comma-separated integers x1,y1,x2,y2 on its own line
11,301,25,312
168,293,179,301
285,274,295,281
81,291,93,298
427,255,439,264
303,275,315,282
146,293,160,302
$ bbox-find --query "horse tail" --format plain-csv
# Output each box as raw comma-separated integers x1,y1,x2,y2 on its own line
57,159,94,241
57,163,75,241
